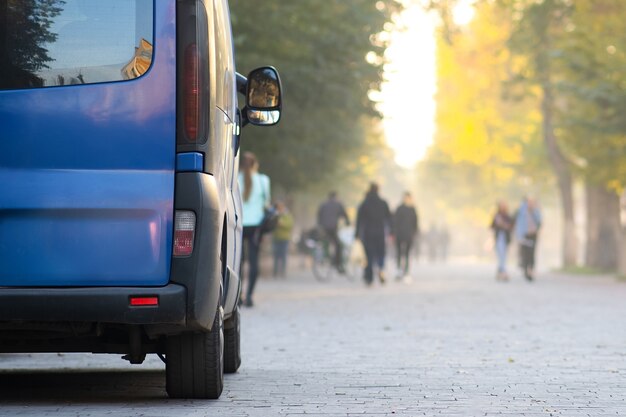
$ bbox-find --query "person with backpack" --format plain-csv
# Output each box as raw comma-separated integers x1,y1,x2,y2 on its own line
238,152,271,307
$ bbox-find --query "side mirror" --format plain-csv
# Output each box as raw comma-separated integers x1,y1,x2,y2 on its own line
245,67,282,126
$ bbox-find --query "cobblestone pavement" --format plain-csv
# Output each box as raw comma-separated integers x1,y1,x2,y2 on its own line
1,262,626,416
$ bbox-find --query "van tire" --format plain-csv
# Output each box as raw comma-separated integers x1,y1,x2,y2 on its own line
165,307,224,399
224,306,241,373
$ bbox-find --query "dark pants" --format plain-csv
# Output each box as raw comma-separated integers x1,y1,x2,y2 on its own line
273,239,289,277
323,227,343,268
519,235,537,278
396,237,413,275
242,226,262,302
363,237,385,284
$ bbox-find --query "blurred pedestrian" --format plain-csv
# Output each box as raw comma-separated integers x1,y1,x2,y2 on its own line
317,191,350,273
490,201,514,281
238,152,271,307
426,224,439,262
439,223,450,262
393,192,419,280
514,197,542,281
272,201,294,278
356,183,391,285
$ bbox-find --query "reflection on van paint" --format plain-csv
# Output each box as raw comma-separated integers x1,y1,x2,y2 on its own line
122,39,154,80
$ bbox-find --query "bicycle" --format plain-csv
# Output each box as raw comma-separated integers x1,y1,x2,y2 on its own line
310,227,362,282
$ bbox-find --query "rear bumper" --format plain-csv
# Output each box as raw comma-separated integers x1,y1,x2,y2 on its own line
0,284,186,325
0,173,222,333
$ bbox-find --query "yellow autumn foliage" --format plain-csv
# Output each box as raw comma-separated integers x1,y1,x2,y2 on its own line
434,2,538,170
417,1,548,231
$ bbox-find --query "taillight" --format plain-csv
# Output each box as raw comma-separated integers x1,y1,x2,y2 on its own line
174,211,196,257
183,44,199,142
177,0,207,147
129,296,159,307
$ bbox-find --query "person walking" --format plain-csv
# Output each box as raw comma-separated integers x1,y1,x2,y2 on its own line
393,192,419,280
356,183,391,285
317,191,350,273
426,224,439,262
238,152,271,307
272,201,293,278
514,197,542,281
490,201,514,281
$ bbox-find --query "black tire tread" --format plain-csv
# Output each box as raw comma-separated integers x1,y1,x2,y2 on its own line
224,307,241,373
165,308,223,399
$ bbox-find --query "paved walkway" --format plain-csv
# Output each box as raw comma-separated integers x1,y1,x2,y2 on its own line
1,262,626,416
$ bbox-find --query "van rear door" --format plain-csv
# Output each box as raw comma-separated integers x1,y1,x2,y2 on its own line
0,1,176,287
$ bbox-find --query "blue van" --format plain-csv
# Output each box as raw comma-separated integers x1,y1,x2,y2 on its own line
0,0,282,399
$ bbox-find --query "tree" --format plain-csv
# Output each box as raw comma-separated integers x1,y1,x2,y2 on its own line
425,0,625,270
419,1,550,230
504,0,579,267
556,0,626,271
230,0,402,193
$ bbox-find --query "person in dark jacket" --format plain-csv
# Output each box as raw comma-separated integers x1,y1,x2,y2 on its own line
317,191,350,272
393,192,419,279
356,183,391,285
490,200,514,281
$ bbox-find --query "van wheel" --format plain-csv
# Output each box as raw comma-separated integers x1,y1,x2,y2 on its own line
165,307,224,399
224,306,241,373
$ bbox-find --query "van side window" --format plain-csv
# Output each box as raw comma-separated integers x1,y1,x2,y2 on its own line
0,0,154,91
213,0,236,120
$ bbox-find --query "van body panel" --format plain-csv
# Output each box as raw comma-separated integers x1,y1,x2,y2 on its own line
0,169,173,286
0,2,177,287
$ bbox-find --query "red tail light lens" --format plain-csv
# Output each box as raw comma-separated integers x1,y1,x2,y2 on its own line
183,44,199,142
174,211,196,257
130,296,159,307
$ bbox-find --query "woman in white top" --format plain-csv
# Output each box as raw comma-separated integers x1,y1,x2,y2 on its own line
238,152,271,307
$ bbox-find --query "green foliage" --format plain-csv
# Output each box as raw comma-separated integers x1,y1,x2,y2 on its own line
422,0,624,269
556,0,626,190
503,0,626,190
416,2,553,227
230,0,401,192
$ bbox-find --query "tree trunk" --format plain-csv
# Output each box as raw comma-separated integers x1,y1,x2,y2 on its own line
533,4,577,268
541,81,577,267
585,183,621,271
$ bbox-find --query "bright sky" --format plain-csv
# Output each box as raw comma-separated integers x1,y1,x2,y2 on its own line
378,0,475,169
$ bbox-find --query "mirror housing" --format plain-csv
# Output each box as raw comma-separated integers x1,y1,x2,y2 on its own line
245,67,282,126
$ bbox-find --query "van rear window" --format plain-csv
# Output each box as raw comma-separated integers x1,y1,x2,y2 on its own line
0,0,154,90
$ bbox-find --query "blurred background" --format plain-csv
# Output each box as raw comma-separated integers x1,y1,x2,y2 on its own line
230,0,626,276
